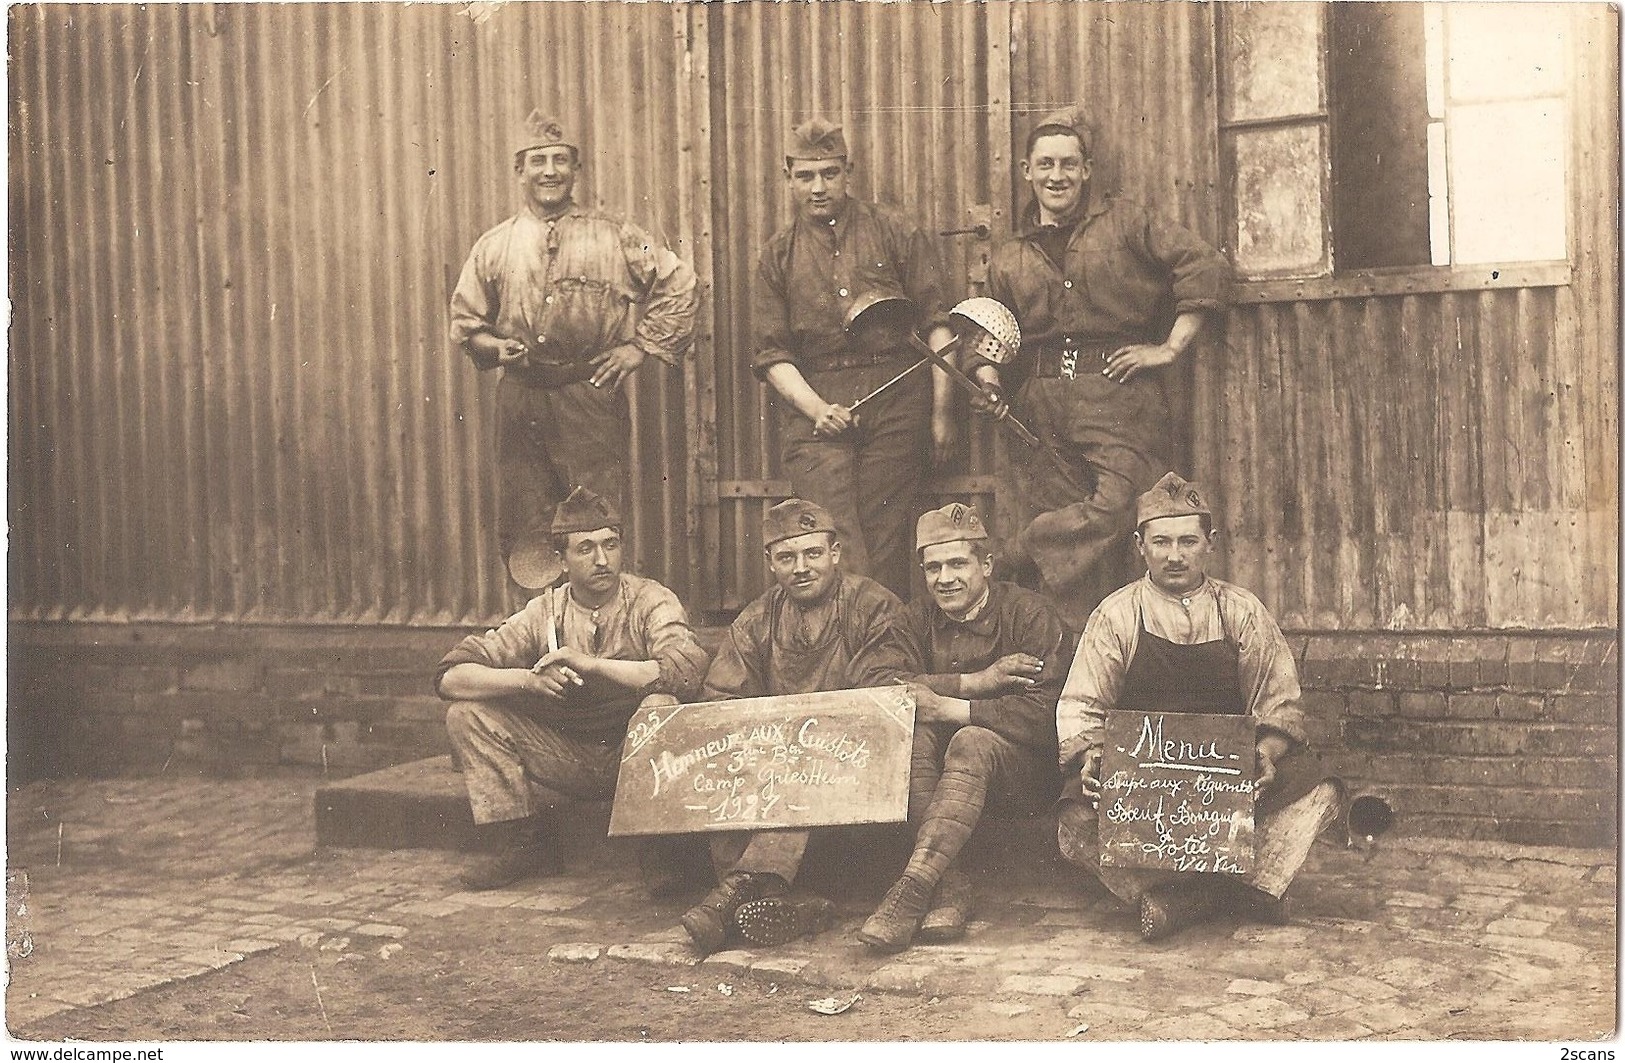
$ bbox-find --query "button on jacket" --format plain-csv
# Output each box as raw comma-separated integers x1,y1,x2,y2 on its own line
988,193,1230,355
450,203,697,381
752,199,946,378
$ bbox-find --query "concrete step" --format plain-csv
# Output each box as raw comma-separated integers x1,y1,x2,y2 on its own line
314,756,1069,889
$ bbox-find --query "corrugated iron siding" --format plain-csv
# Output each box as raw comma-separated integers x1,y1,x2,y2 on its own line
9,1,1618,630
8,2,708,624
1011,1,1617,629
1008,0,1221,493
1219,286,1616,629
705,1,997,609
1204,8,1619,630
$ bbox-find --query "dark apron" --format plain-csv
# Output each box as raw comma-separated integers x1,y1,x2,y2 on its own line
1116,601,1326,817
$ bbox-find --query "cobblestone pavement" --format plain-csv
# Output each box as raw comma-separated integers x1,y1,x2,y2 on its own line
5,774,1618,1040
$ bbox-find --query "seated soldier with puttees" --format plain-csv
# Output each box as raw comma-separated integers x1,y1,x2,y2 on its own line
1055,473,1344,940
681,498,913,956
859,503,1069,952
436,487,709,894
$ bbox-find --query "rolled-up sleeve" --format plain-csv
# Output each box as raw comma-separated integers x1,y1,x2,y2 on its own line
623,222,698,365
433,595,548,696
750,236,798,377
1141,209,1231,316
448,235,504,368
631,583,710,700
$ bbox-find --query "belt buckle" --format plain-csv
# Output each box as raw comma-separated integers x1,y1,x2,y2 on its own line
1059,346,1079,381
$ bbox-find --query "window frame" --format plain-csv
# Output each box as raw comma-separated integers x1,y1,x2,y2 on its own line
1215,1,1575,304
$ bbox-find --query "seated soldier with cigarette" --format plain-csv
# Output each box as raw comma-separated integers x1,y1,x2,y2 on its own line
1055,473,1344,940
436,487,709,892
682,498,913,955
859,503,1069,952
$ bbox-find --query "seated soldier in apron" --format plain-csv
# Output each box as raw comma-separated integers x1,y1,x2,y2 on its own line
1054,472,1344,940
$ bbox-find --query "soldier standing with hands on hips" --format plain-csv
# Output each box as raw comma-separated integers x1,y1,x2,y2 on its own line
449,109,697,586
975,104,1232,629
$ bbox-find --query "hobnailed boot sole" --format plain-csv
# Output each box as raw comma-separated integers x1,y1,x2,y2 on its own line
681,873,775,955
734,895,836,947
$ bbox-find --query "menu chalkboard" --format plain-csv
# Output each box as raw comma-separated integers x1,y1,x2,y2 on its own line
1098,710,1256,874
606,686,916,837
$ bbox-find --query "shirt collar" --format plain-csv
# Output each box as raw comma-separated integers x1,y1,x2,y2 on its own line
523,199,583,223
933,581,999,630
562,574,625,612
1018,189,1110,238
801,198,858,245
1141,573,1215,608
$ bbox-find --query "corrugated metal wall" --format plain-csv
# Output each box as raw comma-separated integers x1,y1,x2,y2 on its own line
1199,7,1620,630
1011,1,1617,630
8,2,708,625
702,1,1001,609
8,1,1618,630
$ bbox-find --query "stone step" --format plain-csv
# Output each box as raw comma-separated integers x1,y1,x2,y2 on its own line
314,756,1068,888
315,755,485,852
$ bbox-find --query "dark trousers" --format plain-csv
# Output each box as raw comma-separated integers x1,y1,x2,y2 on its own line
780,365,929,600
497,375,629,564
1009,374,1164,629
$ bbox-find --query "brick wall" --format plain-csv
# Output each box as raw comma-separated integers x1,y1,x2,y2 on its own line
1295,633,1619,849
8,625,458,781
8,623,1618,847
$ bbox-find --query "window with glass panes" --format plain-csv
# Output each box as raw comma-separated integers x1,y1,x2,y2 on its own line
1217,2,1571,279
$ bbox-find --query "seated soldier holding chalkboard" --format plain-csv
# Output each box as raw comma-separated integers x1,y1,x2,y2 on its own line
435,487,709,893
681,498,914,956
1054,472,1344,941
857,502,1069,952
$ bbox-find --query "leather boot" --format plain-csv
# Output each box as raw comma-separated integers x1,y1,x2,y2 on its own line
857,873,935,952
681,872,775,955
1138,881,1220,941
735,891,837,948
458,817,561,890
916,868,974,944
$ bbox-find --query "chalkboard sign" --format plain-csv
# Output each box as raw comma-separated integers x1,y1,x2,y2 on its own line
606,686,916,837
1098,711,1256,874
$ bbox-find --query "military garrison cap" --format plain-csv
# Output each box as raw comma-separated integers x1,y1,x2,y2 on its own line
512,109,576,160
1135,472,1212,527
551,486,621,535
1034,102,1095,157
762,498,837,548
785,118,849,165
915,502,990,551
